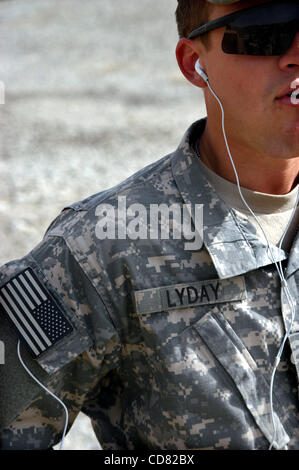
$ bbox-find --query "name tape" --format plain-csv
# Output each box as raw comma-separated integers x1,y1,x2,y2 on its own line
134,276,246,314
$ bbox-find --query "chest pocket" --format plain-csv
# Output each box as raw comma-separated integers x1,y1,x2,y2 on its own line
195,309,289,449
134,278,290,450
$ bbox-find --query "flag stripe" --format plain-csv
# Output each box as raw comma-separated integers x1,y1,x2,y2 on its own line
25,271,47,302
12,278,35,310
0,296,41,356
19,273,41,306
1,287,46,352
6,283,52,347
0,268,74,358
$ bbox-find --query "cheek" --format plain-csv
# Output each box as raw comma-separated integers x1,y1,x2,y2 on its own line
223,73,269,119
210,56,272,114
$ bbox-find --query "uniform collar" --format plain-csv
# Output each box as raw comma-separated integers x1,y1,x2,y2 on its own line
171,119,289,280
285,228,299,279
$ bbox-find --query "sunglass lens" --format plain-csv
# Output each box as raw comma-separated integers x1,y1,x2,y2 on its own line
222,23,297,56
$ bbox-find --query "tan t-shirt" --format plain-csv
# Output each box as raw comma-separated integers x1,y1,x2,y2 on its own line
197,158,299,252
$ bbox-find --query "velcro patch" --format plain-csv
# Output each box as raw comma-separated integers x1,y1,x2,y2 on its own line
0,268,73,358
134,276,246,314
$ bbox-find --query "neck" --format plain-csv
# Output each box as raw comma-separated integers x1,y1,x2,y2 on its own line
199,122,299,195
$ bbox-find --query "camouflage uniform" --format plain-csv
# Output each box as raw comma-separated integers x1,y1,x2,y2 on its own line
0,119,298,450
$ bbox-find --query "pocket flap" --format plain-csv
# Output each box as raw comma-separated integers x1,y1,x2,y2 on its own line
194,310,290,450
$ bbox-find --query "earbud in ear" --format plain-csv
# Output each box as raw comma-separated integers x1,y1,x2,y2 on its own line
195,59,208,83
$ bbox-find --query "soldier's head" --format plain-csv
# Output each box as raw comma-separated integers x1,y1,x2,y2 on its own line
175,0,299,160
175,0,258,46
176,0,213,47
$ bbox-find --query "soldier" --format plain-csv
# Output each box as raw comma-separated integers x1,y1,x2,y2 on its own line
0,0,299,450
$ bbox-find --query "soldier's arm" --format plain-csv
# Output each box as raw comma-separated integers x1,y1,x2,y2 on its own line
0,229,121,450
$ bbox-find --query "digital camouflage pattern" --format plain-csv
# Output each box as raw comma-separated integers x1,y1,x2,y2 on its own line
0,119,298,450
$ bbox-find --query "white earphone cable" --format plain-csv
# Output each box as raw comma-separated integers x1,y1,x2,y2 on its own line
17,340,69,450
202,67,298,450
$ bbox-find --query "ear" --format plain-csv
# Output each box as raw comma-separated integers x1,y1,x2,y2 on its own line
176,38,208,89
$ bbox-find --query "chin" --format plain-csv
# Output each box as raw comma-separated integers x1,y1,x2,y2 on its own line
268,149,299,160
266,129,299,159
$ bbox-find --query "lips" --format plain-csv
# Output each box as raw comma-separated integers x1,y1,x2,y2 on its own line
282,89,299,99
276,79,299,106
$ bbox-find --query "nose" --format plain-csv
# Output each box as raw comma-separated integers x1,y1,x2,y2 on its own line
278,31,299,71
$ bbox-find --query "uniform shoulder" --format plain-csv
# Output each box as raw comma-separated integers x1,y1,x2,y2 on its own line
45,151,177,237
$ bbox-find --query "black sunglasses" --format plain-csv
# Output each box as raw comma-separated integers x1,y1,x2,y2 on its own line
188,1,299,56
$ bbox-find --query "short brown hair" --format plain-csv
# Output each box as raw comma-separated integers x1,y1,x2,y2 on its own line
175,0,213,47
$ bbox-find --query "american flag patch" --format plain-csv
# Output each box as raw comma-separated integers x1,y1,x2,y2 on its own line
0,268,73,358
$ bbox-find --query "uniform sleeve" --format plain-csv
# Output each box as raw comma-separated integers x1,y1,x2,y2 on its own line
0,232,121,450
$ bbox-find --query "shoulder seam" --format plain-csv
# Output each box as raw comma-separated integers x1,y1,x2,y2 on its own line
45,234,120,335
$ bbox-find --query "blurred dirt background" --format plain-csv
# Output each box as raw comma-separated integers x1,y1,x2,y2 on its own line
0,0,206,449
